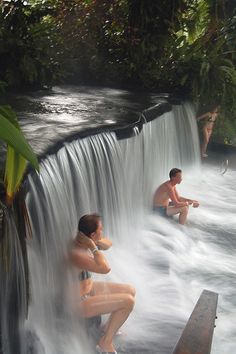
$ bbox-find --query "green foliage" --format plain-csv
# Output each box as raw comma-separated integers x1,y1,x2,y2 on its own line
0,105,39,204
0,0,64,88
56,0,130,85
1,0,236,141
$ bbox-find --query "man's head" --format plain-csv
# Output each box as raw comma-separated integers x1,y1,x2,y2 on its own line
78,213,103,242
169,168,182,184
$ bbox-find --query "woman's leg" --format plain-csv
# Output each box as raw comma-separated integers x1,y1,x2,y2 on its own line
208,130,213,141
201,128,211,156
79,293,135,352
92,282,136,335
98,301,134,352
93,281,136,297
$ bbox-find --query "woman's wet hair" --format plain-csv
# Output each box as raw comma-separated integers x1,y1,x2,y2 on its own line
169,168,182,179
197,103,220,116
78,213,100,236
211,105,220,113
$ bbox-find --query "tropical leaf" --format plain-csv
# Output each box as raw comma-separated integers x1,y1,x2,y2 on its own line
4,146,27,203
0,105,19,128
0,108,39,204
0,113,39,170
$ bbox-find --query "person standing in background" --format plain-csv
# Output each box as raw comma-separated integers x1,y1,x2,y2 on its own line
196,105,220,158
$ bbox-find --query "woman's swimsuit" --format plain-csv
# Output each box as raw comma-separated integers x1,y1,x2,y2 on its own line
79,269,93,302
207,117,216,123
79,270,92,281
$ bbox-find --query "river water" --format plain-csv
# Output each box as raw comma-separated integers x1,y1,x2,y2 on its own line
5,85,160,158
2,86,236,354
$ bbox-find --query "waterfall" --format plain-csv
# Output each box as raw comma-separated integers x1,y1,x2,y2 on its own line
19,100,236,354
0,208,27,354
19,102,205,354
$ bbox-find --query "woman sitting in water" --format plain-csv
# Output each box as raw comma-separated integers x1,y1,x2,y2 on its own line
69,213,135,354
196,105,220,158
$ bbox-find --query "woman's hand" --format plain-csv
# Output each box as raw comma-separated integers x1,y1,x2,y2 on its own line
96,238,112,250
77,232,96,250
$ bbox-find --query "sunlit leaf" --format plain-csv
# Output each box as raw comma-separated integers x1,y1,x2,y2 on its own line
0,114,39,171
4,146,27,203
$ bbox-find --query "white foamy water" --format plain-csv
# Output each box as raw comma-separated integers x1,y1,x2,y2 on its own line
22,103,236,354
110,166,236,354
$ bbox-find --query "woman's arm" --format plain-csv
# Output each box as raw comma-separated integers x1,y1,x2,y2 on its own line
70,233,111,274
70,248,111,274
96,238,112,250
196,112,211,121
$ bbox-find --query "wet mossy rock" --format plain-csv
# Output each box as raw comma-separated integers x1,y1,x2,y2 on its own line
142,102,172,123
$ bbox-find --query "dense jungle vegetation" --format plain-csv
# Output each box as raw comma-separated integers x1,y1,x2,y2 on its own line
1,0,236,143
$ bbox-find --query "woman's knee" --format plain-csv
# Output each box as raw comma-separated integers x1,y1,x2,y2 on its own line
127,284,136,297
124,294,135,311
78,303,91,318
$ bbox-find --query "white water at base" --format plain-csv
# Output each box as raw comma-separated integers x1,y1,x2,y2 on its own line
23,103,236,354
112,166,236,354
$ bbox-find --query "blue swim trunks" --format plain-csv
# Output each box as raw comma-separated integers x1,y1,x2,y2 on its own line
153,205,168,217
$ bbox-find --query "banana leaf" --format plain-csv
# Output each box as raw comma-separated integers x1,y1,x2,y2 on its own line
0,113,39,170
0,105,19,128
0,107,39,204
4,146,27,203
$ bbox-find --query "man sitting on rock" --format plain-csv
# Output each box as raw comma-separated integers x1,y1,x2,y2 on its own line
153,168,199,225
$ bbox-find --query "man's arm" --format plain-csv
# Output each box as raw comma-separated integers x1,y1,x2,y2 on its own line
179,196,193,203
167,185,188,208
175,190,199,207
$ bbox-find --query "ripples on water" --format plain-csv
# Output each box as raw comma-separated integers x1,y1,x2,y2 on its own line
7,85,157,158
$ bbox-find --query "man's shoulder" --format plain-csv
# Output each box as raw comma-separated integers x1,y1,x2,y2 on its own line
155,180,172,193
160,180,169,187
156,181,171,193
165,181,176,192
163,180,171,188
155,181,165,191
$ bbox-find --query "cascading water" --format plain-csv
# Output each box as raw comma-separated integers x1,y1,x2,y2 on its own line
17,102,236,354
0,207,27,354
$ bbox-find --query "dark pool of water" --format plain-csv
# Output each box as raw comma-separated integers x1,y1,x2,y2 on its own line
3,85,163,160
